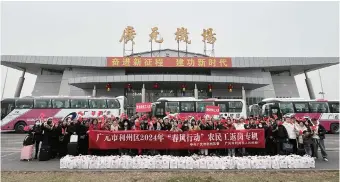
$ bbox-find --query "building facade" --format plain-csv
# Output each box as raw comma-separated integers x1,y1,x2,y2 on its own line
1,49,338,115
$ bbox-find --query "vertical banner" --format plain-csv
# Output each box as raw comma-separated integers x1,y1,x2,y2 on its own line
205,105,220,115
136,102,152,112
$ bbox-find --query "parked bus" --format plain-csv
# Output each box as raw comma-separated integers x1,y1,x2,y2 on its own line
152,97,247,119
249,98,339,133
1,96,126,133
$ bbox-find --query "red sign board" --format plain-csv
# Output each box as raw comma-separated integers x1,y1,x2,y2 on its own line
205,105,220,115
89,129,265,150
106,57,232,68
136,102,152,112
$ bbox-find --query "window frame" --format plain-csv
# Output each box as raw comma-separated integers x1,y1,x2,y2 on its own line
196,101,214,113
179,101,196,112
70,99,89,109
107,99,120,109
293,102,310,113
309,102,329,113
89,99,108,109
227,101,243,113
279,102,294,115
165,101,179,113
328,102,339,113
33,99,52,109
15,99,34,109
51,99,70,109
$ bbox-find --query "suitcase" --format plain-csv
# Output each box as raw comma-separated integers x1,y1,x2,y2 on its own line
67,142,78,156
39,145,50,161
20,145,34,161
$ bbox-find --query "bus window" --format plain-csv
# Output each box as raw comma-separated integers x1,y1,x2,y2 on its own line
70,99,89,108
293,102,310,113
329,102,339,113
34,99,52,108
309,102,329,113
165,102,179,113
1,100,15,120
279,102,294,115
217,103,227,112
15,99,33,109
107,99,120,109
89,99,107,109
196,101,214,112
228,101,243,112
180,102,195,112
52,99,70,108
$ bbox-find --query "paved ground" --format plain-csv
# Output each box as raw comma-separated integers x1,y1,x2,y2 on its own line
1,133,339,171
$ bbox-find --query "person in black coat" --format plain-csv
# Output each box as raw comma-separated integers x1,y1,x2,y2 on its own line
32,120,43,159
78,121,89,155
272,119,289,155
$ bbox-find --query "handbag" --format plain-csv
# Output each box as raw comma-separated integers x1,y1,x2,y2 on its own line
283,142,293,152
70,135,78,143
59,135,65,142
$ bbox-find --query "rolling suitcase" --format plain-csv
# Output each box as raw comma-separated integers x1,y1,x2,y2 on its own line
20,145,34,161
39,145,51,161
67,142,78,156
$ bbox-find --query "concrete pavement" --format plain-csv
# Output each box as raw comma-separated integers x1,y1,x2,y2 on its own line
1,133,339,171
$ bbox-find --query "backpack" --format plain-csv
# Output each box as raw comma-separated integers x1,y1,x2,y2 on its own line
23,134,34,146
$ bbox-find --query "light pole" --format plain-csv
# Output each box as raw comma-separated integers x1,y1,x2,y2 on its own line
1,67,9,99
318,70,325,99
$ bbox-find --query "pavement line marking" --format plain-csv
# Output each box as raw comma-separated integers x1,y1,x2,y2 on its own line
1,151,20,158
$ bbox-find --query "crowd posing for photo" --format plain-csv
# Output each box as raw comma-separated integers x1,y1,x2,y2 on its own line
22,114,328,161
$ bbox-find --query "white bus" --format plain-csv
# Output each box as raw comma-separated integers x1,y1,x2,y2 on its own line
249,98,339,133
152,97,247,119
1,96,127,133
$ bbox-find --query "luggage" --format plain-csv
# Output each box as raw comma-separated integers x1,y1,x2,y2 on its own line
20,145,34,161
23,134,34,146
39,145,51,161
67,142,78,156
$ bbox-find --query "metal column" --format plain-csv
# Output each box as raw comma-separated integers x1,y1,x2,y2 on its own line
142,84,146,102
242,86,246,105
194,84,198,99
92,85,97,97
14,70,26,98
304,71,316,99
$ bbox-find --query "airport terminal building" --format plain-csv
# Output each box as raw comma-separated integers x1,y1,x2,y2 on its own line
1,49,338,115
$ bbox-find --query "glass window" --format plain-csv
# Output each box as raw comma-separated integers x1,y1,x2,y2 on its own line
15,99,34,109
70,99,89,108
180,102,195,112
165,102,179,113
279,102,294,115
329,102,339,113
218,104,227,112
196,101,214,112
309,102,329,113
228,101,243,112
89,99,107,109
52,99,70,108
34,99,52,108
294,102,310,113
107,99,120,109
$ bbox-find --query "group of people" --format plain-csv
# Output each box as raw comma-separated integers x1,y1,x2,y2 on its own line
26,113,328,161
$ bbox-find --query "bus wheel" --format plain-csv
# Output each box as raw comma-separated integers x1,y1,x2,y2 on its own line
330,123,339,134
14,121,26,133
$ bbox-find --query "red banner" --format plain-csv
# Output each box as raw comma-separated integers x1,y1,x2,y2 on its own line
89,129,265,150
136,102,152,112
106,57,232,68
205,105,220,115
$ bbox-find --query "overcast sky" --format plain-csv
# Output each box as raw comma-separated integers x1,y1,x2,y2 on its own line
1,1,339,100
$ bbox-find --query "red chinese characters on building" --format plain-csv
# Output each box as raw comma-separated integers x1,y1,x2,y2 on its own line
106,57,232,68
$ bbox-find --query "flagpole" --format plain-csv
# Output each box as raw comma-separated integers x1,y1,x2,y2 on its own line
2,67,9,99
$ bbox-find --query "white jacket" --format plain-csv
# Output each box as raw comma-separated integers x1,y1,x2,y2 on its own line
283,122,296,139
233,123,245,130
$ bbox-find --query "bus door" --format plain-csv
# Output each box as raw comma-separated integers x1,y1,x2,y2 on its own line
262,103,281,118
1,99,15,120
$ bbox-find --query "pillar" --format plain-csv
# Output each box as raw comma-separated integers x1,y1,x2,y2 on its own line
142,84,146,102
304,71,315,99
92,85,97,97
242,86,246,105
14,70,26,98
194,84,198,99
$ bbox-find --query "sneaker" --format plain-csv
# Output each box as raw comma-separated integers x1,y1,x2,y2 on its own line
323,158,328,162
